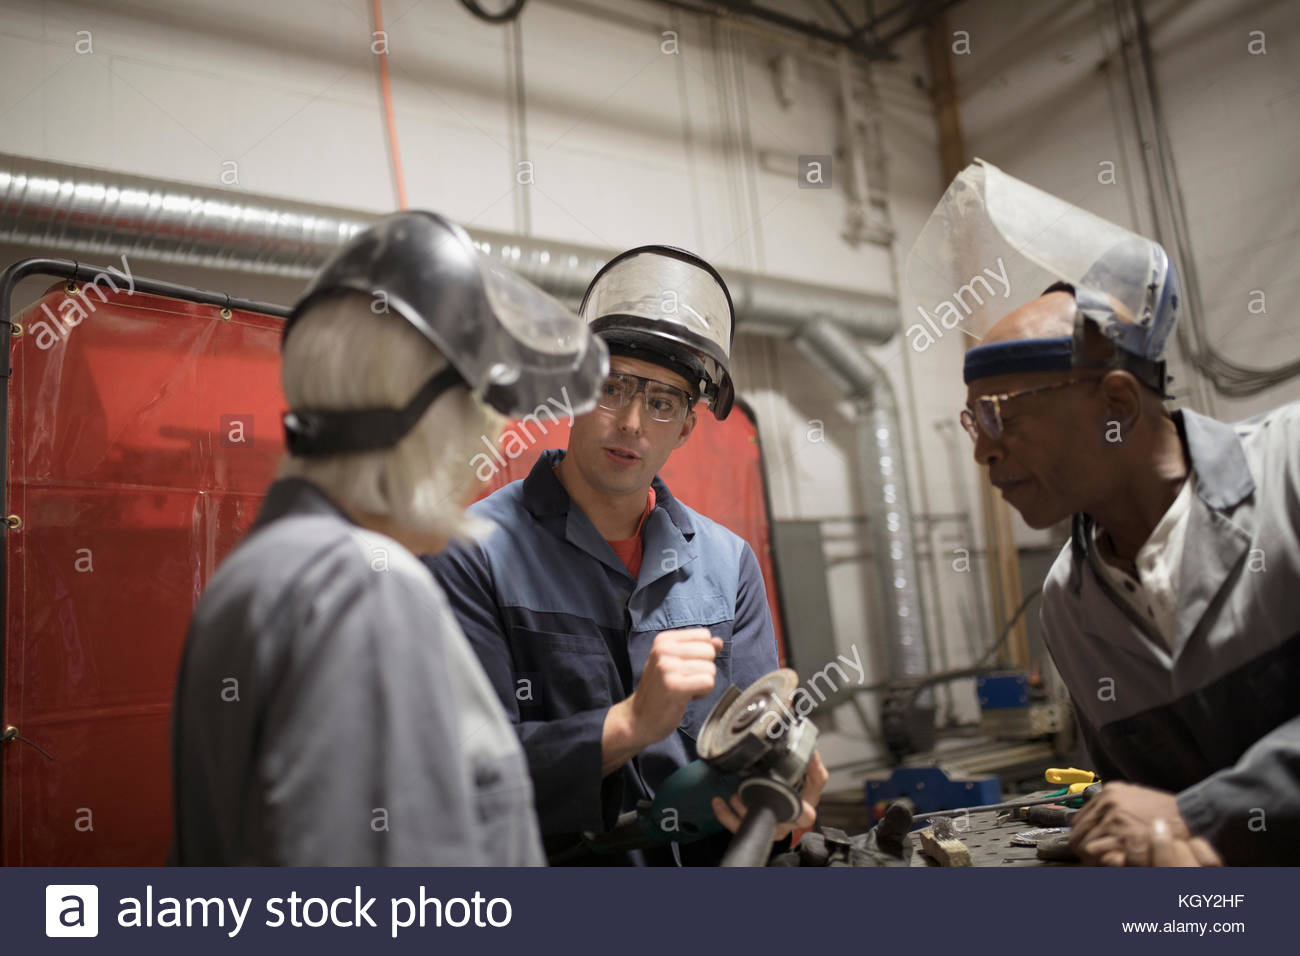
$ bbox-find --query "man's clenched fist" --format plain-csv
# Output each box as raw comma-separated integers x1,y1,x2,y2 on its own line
629,628,723,747
601,628,721,776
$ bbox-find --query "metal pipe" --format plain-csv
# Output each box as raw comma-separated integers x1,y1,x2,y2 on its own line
787,320,930,683
935,419,994,663
0,152,898,341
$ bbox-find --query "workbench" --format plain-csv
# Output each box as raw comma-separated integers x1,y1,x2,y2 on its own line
911,798,1077,867
813,787,1082,867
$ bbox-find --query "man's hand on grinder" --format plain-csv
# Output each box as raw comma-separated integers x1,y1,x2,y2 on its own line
711,750,829,842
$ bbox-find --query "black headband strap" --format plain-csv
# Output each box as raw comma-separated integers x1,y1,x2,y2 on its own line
283,364,465,458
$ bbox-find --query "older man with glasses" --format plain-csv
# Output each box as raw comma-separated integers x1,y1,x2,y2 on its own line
425,245,825,866
919,161,1300,867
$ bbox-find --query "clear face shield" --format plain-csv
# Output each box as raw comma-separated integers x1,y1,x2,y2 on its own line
580,246,736,419
287,212,608,417
282,212,608,456
904,160,1178,389
580,251,733,363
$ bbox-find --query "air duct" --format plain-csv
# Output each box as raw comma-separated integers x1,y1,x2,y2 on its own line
0,153,898,340
788,320,930,681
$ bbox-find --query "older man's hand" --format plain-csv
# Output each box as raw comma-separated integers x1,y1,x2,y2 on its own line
1069,781,1194,866
711,751,829,842
1149,818,1224,867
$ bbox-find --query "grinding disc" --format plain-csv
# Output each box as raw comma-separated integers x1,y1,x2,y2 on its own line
697,668,799,772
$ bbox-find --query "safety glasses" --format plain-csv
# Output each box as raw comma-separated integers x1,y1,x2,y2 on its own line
596,372,695,423
961,378,1100,442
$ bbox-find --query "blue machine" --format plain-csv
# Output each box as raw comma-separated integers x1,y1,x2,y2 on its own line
976,672,1031,709
865,766,1002,817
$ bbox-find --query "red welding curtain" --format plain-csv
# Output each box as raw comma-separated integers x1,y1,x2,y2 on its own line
1,282,782,866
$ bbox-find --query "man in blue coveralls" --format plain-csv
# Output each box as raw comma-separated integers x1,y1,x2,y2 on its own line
426,245,826,865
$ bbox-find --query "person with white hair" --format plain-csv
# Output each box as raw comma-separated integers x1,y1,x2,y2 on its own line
170,212,607,865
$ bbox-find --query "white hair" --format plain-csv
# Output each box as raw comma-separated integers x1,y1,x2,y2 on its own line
277,294,503,539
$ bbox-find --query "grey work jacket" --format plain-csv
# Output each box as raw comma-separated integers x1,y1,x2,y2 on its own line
171,478,545,866
1041,405,1300,864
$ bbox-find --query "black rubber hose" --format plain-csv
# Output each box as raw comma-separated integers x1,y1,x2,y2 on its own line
458,0,527,23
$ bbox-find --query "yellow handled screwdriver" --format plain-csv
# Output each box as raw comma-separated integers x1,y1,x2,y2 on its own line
1046,768,1099,786
913,783,1101,821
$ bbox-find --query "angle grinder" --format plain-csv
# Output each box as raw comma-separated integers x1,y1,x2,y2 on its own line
697,668,820,867
554,668,818,865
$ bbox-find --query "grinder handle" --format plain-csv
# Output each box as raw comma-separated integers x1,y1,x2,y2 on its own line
720,787,787,867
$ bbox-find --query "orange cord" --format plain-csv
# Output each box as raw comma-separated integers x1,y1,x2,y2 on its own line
371,0,409,210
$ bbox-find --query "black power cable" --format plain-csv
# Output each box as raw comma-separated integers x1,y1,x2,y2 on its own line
974,584,1044,670
458,0,527,23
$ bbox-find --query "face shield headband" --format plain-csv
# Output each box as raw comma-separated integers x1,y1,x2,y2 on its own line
963,286,1169,395
283,364,464,458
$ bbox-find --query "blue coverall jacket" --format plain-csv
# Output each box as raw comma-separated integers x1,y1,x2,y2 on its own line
425,449,779,864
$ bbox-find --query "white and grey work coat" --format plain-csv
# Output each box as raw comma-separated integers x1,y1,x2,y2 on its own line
1041,404,1300,865
171,477,545,866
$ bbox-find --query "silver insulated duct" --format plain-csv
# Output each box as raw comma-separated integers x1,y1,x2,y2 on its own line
0,153,899,339
790,320,931,682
